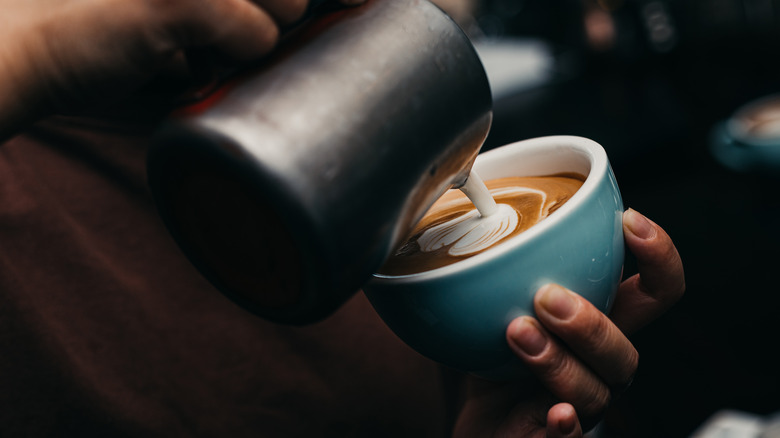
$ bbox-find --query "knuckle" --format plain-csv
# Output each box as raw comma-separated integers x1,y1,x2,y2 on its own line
615,347,640,387
581,384,612,419
670,271,686,301
538,350,576,387
572,308,612,351
625,348,639,378
582,315,640,384
546,358,612,417
571,309,640,384
143,0,204,42
145,0,177,10
638,271,685,308
146,0,187,21
661,248,686,295
527,334,571,384
255,23,280,53
278,0,309,23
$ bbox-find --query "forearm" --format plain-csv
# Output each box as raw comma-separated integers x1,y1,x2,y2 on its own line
0,0,368,142
0,0,277,143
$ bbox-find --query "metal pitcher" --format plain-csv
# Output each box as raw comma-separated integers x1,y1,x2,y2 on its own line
147,0,492,324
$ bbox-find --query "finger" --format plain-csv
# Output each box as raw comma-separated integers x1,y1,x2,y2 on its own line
159,0,282,61
547,403,583,438
610,209,685,335
507,316,612,420
250,0,309,25
533,284,638,389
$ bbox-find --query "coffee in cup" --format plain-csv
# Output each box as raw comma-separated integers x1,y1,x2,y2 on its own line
379,173,585,276
363,136,624,380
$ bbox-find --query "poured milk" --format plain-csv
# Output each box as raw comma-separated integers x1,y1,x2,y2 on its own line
417,170,529,256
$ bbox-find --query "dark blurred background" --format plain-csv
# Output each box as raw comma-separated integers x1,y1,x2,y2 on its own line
455,0,780,436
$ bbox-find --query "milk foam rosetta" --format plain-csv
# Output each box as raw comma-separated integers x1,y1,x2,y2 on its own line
378,175,584,276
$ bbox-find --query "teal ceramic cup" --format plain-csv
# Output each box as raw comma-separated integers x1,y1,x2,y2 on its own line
363,136,624,381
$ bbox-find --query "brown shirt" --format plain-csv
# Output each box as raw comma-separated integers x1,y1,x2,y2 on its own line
0,114,459,437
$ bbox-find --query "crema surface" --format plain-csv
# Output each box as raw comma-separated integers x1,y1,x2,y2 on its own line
379,175,584,276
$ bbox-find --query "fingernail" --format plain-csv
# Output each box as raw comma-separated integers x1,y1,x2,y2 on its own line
537,284,577,320
623,208,656,240
557,407,577,435
509,317,548,357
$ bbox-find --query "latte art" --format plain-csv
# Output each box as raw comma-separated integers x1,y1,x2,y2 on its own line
379,174,584,276
417,203,518,256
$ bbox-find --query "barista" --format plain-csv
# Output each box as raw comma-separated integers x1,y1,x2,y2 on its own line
0,0,684,437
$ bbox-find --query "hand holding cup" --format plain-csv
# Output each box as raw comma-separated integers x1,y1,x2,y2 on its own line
455,208,684,437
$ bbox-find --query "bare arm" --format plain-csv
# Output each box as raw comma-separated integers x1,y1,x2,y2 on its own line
0,0,363,141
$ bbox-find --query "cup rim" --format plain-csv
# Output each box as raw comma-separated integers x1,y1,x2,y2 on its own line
371,135,609,283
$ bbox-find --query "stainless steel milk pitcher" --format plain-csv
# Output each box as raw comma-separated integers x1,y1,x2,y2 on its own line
146,0,492,324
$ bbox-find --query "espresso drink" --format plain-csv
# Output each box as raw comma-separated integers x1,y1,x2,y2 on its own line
379,172,584,276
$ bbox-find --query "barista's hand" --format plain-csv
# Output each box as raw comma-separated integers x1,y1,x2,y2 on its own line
453,209,685,437
0,0,364,138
